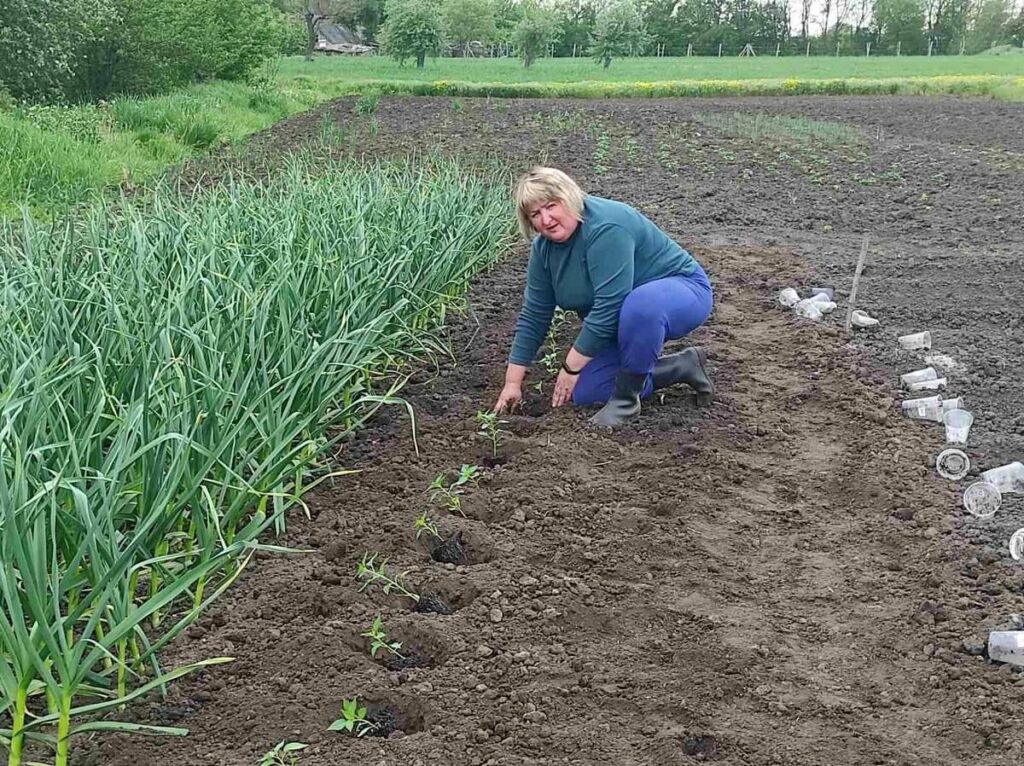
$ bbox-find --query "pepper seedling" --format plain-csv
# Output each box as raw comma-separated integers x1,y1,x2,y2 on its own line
476,411,508,458
328,698,378,737
361,615,405,660
413,511,443,541
428,464,481,516
355,552,420,604
259,741,308,766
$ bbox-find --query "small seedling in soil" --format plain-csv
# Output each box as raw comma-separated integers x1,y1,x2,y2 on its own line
259,741,307,766
355,553,420,603
329,698,380,737
413,511,468,565
355,553,452,614
428,464,481,516
475,411,508,458
362,615,405,660
413,511,443,542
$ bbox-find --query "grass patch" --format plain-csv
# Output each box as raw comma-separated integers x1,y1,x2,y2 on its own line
1,78,322,218
278,54,1024,84
695,112,866,146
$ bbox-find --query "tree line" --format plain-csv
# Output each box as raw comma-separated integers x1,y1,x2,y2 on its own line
2,0,1021,102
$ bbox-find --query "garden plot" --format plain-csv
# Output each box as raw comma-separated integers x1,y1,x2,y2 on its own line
90,94,1024,765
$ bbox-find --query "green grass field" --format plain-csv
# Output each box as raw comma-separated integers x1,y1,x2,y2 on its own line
278,53,1024,85
2,52,1022,218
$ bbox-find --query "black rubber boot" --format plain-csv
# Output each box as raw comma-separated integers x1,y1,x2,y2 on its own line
589,371,647,428
651,346,714,407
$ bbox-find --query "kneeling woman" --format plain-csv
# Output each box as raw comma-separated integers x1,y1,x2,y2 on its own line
493,166,714,427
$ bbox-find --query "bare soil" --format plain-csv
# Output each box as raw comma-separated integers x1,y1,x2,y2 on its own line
83,95,1024,766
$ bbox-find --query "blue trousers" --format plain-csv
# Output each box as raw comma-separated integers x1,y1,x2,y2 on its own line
573,264,713,406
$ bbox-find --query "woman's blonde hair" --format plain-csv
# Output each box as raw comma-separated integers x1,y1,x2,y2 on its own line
513,166,586,239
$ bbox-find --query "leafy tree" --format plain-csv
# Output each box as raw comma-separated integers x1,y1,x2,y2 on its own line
590,0,648,67
333,0,387,42
513,4,559,66
0,0,118,101
379,0,443,67
872,0,927,53
442,0,497,54
966,0,1014,52
928,0,971,53
552,0,596,56
641,0,688,55
109,0,290,93
1008,7,1024,45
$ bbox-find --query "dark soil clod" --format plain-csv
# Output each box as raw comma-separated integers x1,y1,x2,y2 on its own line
363,705,399,738
429,531,468,565
380,652,430,670
683,735,720,760
414,593,453,615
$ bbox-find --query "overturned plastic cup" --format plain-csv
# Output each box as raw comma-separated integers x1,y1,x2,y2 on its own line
810,287,834,300
908,377,947,392
903,402,944,422
979,462,1024,495
795,298,823,320
941,397,964,413
963,481,1001,519
778,288,800,308
936,448,971,481
943,409,973,445
898,331,932,351
1010,528,1024,561
901,367,937,387
850,310,879,328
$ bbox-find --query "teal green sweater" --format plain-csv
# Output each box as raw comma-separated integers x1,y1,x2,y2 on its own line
508,196,697,366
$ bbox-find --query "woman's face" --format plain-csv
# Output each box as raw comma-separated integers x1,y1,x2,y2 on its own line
526,199,578,243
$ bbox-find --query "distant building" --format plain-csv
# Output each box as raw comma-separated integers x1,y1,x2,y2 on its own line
316,23,375,55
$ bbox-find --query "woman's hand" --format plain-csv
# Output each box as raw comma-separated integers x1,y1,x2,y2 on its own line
494,381,523,414
551,370,578,408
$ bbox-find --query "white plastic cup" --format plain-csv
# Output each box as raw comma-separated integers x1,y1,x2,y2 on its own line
898,331,932,351
850,310,879,328
979,462,1024,495
988,631,1024,667
1009,528,1024,561
795,298,823,320
778,288,800,308
816,301,838,314
902,395,940,411
903,402,945,422
943,409,973,445
810,287,834,300
900,367,937,387
936,448,970,481
940,397,964,413
963,481,1001,519
908,377,947,392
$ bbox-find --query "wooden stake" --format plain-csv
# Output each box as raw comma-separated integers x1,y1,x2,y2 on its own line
844,234,870,333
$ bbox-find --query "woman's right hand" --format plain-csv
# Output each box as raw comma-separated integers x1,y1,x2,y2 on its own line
493,382,523,414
